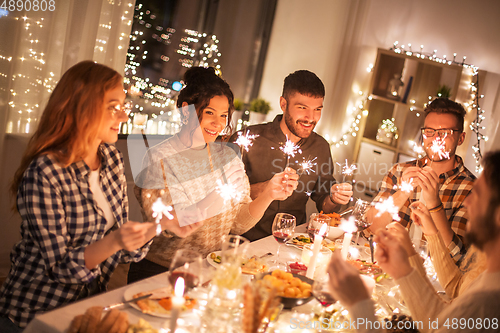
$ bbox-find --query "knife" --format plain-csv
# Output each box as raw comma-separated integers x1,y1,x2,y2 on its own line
103,293,152,311
369,235,374,263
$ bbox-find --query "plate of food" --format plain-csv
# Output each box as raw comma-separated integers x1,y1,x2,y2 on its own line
123,284,198,318
286,233,335,251
206,251,269,275
255,269,314,309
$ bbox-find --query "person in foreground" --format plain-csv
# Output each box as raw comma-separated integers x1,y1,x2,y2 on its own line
128,67,297,283
0,61,199,331
328,150,500,333
230,70,353,241
368,97,476,263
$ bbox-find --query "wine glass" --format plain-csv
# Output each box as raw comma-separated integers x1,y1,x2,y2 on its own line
271,213,296,269
351,199,371,244
413,239,428,260
168,249,203,293
312,275,337,320
307,213,331,241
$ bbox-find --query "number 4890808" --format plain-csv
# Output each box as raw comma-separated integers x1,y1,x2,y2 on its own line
1,0,56,11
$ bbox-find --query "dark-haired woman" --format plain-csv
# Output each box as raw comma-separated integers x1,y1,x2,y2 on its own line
0,61,199,331
128,67,299,283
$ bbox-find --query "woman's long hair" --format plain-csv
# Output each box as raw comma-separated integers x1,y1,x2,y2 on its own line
177,67,234,144
11,61,123,202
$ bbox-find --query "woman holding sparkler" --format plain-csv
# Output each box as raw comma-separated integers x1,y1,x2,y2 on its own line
129,67,298,283
0,61,199,331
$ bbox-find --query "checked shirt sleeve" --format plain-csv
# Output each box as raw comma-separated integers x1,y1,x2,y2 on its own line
373,164,399,202
446,204,468,263
20,165,97,284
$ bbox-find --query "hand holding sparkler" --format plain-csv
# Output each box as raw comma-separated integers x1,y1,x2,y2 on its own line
263,167,298,201
415,166,441,208
329,183,353,205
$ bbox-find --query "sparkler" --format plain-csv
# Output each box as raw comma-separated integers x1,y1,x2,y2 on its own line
337,159,357,183
280,135,302,167
152,198,174,236
429,136,450,160
215,179,243,203
400,178,414,193
373,196,401,221
297,157,317,175
235,130,259,153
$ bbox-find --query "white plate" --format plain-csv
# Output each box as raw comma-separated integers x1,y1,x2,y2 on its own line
123,283,193,318
206,251,270,275
286,233,333,250
206,251,222,268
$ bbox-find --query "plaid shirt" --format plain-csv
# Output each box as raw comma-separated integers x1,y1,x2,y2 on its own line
374,155,475,263
0,144,151,327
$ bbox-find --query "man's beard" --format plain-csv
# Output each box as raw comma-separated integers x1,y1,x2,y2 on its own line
284,108,317,139
465,201,500,250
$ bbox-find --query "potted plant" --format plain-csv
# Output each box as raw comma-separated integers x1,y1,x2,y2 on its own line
249,97,271,124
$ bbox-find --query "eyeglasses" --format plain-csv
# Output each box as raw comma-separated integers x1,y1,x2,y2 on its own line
109,101,132,117
421,127,460,138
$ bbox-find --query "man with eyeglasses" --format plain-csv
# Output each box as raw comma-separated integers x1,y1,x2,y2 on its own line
368,97,476,264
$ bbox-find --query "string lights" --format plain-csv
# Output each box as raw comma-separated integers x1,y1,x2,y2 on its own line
326,92,370,148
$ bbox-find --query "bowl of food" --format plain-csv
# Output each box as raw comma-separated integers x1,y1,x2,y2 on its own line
255,269,314,309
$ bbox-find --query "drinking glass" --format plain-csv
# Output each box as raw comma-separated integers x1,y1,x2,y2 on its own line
352,199,372,244
212,235,250,290
413,239,428,260
312,275,337,320
168,249,203,293
307,213,331,240
271,213,296,269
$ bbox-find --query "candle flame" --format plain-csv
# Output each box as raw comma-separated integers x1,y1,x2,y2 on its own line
174,277,185,297
235,130,259,152
339,216,357,234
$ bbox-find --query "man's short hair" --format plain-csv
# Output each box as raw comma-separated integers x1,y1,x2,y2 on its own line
424,97,467,132
482,150,500,205
282,70,325,101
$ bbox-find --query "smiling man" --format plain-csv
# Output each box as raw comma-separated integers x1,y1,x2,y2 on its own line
368,97,476,263
230,70,353,241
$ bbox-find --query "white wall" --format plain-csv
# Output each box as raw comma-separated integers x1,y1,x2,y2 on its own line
260,0,500,172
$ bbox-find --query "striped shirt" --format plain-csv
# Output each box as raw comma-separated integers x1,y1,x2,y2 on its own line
0,144,151,327
374,155,475,263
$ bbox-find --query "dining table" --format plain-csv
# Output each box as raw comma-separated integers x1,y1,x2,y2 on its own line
22,224,442,333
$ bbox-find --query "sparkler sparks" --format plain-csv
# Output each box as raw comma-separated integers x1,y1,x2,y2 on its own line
152,198,174,235
235,130,259,152
337,159,357,176
339,216,358,234
297,157,317,175
373,196,400,221
215,179,242,203
429,136,450,160
280,136,302,158
400,178,414,193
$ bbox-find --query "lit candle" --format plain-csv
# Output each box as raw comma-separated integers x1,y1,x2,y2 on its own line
340,216,357,260
305,223,328,279
169,277,186,333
